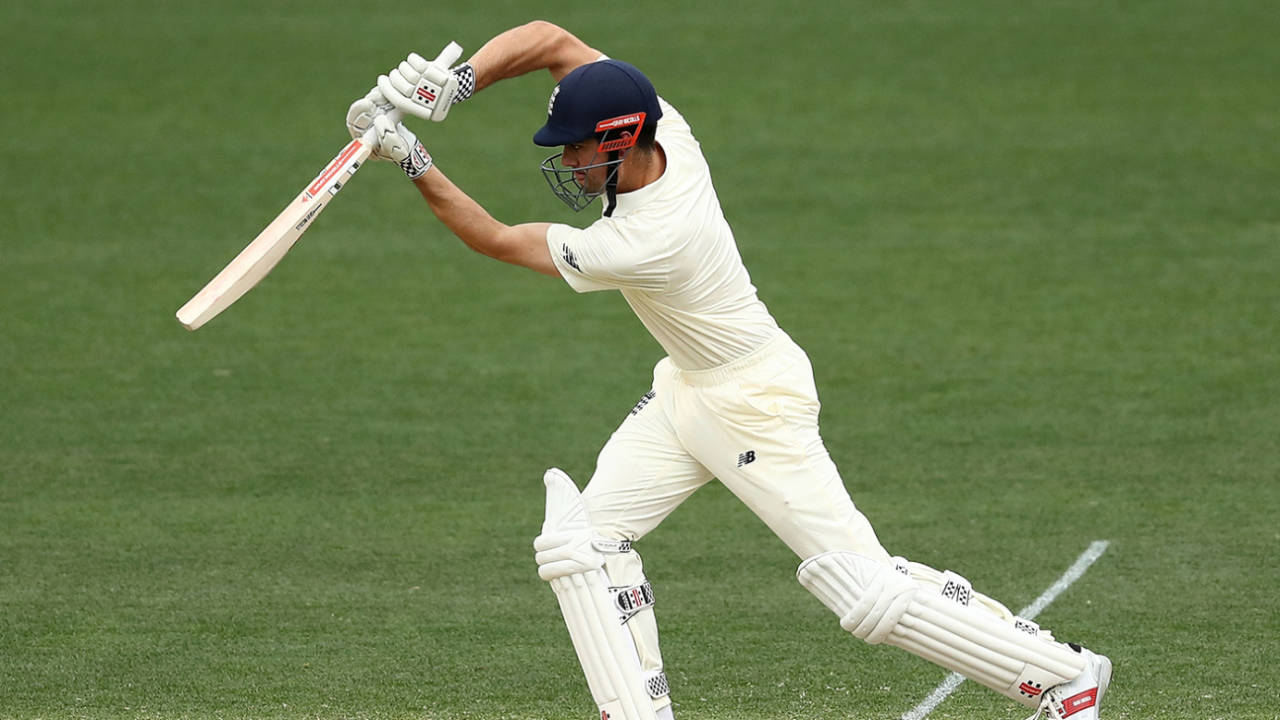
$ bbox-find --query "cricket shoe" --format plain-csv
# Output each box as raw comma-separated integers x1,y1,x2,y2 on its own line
1024,644,1112,719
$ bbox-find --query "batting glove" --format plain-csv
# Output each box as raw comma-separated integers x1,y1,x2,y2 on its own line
346,89,433,179
345,88,400,159
371,114,433,179
377,44,472,123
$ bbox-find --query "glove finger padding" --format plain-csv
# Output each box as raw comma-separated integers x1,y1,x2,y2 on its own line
377,73,418,119
389,67,414,94
345,97,376,140
405,52,430,74
346,88,398,160
372,114,413,164
377,46,461,122
371,115,433,179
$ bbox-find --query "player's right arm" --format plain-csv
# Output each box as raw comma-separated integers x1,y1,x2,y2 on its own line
347,94,557,276
412,164,559,277
352,23,603,276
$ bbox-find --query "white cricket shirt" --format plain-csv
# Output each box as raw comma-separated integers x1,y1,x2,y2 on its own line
546,98,779,371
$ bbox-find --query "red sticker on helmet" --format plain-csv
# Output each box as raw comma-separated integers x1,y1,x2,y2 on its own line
595,112,646,152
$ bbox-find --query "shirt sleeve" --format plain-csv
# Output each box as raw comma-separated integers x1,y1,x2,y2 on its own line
546,221,672,293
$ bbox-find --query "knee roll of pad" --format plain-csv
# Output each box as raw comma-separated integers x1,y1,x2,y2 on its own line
798,550,917,643
534,528,605,581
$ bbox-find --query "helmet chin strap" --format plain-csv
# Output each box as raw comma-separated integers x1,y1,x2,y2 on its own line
603,150,621,217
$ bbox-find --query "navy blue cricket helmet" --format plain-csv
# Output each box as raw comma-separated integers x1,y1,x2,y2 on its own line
534,59,664,213
534,59,662,147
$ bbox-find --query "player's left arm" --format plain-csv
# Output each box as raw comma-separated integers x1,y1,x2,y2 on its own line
378,23,601,123
465,21,601,88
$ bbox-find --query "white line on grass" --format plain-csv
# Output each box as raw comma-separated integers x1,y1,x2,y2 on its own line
899,539,1111,720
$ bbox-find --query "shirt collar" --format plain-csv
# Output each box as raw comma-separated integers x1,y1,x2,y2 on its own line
598,145,668,219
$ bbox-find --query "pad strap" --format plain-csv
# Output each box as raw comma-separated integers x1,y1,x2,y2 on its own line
592,537,634,554
612,581,656,622
940,569,974,606
645,670,670,699
1015,617,1042,636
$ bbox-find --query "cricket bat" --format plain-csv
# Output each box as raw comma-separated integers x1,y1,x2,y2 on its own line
176,42,463,331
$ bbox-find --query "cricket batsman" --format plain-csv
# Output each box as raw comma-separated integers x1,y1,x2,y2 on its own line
345,20,1113,720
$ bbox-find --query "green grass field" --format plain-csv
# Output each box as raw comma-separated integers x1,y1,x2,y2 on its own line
2,1,1278,718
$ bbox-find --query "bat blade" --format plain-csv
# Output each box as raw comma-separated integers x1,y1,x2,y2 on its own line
176,135,373,331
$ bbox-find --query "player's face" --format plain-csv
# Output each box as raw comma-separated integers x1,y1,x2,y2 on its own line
560,139,610,193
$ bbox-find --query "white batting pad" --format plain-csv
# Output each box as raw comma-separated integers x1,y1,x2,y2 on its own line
798,551,1085,707
550,571,659,720
603,552,672,715
539,469,658,720
893,557,1058,640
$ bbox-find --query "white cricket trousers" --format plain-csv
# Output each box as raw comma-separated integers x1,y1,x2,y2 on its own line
582,330,888,562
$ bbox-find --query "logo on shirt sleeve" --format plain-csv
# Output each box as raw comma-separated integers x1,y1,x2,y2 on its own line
561,243,582,271
630,390,655,415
